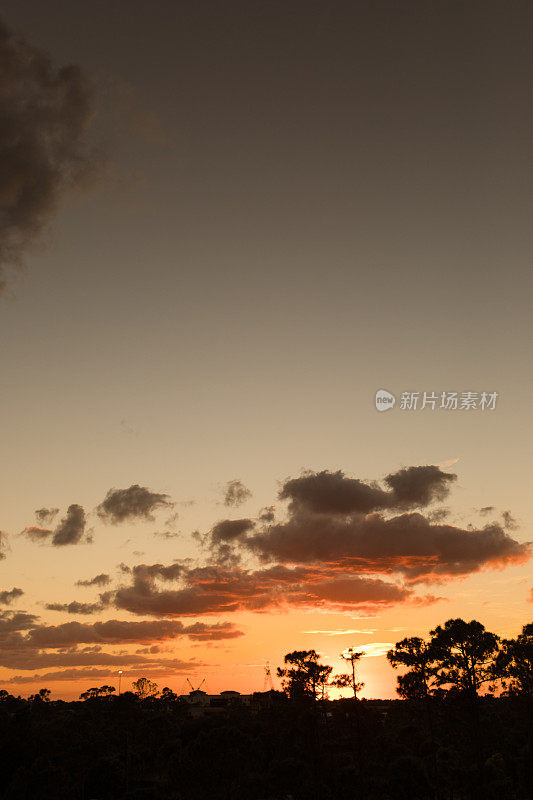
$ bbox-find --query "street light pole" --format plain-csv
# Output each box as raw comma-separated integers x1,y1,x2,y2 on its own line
118,670,123,695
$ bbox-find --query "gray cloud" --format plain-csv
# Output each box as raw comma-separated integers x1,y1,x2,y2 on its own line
0,609,223,673
3,661,203,684
25,618,242,648
211,518,255,544
76,573,111,588
204,518,254,566
126,562,186,582
35,508,59,525
52,504,90,546
280,470,389,515
383,466,456,507
200,467,528,584
245,513,529,583
45,601,103,615
21,504,90,547
0,611,39,632
97,484,173,524
20,526,53,543
113,561,416,617
111,467,529,621
45,592,112,615
279,466,456,516
0,587,23,605
223,479,252,507
0,531,9,559
0,647,198,671
0,16,97,293
0,605,227,676
258,506,276,523
502,510,518,531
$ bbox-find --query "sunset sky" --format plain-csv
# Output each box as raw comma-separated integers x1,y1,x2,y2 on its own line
1,1,532,700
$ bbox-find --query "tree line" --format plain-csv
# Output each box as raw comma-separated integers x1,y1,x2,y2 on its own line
9,616,531,705
0,617,532,799
277,617,533,702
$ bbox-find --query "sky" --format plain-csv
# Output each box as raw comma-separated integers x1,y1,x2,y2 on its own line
0,0,532,700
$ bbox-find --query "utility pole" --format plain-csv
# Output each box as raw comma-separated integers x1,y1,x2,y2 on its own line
263,661,274,691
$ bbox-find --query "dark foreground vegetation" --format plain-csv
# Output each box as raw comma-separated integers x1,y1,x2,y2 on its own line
0,618,531,800
0,690,532,800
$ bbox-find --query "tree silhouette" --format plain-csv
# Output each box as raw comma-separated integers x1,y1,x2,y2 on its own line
331,647,365,699
387,636,437,699
29,687,51,703
277,649,332,700
1,616,533,799
79,684,116,700
429,618,500,697
132,676,159,699
160,686,179,702
497,622,533,695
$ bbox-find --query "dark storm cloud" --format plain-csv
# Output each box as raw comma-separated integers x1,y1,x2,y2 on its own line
279,466,455,515
223,480,252,507
0,16,97,293
35,507,59,525
97,484,173,524
0,587,23,605
76,573,111,587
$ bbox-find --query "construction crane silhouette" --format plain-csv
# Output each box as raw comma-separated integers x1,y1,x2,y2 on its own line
263,661,274,692
186,678,206,692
